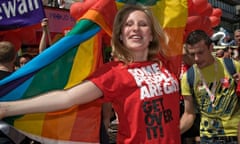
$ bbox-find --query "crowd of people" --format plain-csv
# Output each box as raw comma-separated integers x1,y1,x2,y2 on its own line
42,0,72,9
214,29,240,61
0,4,240,144
0,18,51,144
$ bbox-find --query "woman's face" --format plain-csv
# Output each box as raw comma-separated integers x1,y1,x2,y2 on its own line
121,10,152,53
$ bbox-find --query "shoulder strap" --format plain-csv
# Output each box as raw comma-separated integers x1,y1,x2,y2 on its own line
223,58,236,76
187,66,195,89
186,66,199,112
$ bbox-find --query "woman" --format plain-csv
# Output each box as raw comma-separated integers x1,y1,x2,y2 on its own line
0,5,181,143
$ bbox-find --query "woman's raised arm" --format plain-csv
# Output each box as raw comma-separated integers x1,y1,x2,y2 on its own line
0,81,102,119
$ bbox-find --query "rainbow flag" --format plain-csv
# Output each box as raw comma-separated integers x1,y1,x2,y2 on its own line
150,0,188,76
0,0,187,143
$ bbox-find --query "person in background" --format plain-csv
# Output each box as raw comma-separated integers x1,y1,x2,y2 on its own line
215,49,224,58
214,47,232,59
180,30,240,144
0,4,181,144
234,29,240,61
234,29,240,48
14,18,50,71
14,53,33,70
180,44,194,79
0,41,16,79
18,54,33,67
223,47,232,58
47,0,65,8
180,45,200,144
0,41,40,144
39,18,51,53
0,41,17,144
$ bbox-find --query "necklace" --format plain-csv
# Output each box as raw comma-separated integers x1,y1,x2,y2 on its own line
196,59,218,107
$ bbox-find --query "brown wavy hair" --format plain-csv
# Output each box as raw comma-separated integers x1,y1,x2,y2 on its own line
111,4,168,64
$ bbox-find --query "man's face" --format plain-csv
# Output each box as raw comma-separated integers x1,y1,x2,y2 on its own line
186,40,213,69
215,49,224,58
234,31,240,47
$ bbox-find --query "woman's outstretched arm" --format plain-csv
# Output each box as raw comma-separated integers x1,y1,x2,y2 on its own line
0,81,102,118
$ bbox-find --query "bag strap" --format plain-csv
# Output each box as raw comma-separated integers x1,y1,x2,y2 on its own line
186,66,200,112
187,58,236,89
187,66,195,90
186,58,237,113
223,58,236,76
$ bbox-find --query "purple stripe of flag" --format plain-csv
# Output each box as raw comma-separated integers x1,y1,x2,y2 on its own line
0,72,35,97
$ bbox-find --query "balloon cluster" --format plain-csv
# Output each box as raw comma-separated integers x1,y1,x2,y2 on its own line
185,0,222,40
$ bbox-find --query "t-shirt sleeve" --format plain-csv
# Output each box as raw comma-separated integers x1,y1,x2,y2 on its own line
180,72,192,96
87,63,121,102
233,59,240,73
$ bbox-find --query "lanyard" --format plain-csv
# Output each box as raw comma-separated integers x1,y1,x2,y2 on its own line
196,60,218,107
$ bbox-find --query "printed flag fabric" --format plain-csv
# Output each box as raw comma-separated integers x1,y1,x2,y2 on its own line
0,0,45,31
0,0,187,143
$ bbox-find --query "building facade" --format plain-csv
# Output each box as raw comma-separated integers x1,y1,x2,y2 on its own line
209,0,240,34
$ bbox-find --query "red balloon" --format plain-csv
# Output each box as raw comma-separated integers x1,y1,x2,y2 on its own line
201,16,211,27
199,24,213,36
188,0,193,9
186,16,202,30
209,16,221,27
199,3,213,16
188,0,196,16
183,30,190,42
205,28,213,36
192,0,208,13
212,8,222,17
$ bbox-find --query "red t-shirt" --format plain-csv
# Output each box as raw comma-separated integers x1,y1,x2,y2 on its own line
88,61,181,144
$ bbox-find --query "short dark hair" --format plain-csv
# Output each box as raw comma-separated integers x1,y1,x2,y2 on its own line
0,41,16,63
20,53,33,60
185,30,212,47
